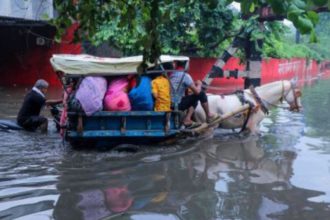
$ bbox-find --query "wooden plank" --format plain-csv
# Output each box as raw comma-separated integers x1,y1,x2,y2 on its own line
218,104,250,121
180,104,251,137
180,123,209,136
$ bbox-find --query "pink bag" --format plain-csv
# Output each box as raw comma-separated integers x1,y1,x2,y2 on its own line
75,76,107,116
104,78,131,111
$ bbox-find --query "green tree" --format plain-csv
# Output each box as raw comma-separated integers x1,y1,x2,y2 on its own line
229,0,330,42
261,21,323,60
91,1,238,58
308,12,330,59
52,0,330,65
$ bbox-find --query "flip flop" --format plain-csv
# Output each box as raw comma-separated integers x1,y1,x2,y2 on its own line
184,122,202,129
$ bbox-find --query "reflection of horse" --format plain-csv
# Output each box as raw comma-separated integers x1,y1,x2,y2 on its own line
195,80,302,133
203,136,296,185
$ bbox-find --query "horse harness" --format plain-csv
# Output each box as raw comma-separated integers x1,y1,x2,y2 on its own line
247,81,301,113
234,90,255,132
222,81,301,133
284,81,301,112
249,85,270,115
234,85,271,132
261,80,301,112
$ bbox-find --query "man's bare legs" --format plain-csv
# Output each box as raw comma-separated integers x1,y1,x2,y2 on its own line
182,106,195,126
201,102,219,123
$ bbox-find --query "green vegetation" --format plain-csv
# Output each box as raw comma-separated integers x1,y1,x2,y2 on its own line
90,1,238,58
263,38,323,61
52,0,330,64
262,12,330,61
262,21,324,61
306,12,330,59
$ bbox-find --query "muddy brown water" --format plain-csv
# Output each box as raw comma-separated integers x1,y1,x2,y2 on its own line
0,80,330,220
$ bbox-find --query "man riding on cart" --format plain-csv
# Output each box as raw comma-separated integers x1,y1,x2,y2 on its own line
169,60,220,129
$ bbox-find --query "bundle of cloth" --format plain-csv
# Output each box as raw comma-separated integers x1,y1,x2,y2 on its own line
75,76,108,116
103,78,131,111
67,74,170,116
128,76,154,111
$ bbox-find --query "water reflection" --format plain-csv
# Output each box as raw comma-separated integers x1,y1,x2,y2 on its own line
302,80,330,138
50,133,328,220
211,143,295,197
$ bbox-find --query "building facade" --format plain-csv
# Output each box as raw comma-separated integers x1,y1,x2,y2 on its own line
0,0,81,86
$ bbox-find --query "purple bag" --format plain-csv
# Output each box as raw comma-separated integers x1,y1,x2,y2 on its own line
75,76,107,116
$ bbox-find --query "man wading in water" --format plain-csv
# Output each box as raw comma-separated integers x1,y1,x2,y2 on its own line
17,79,61,132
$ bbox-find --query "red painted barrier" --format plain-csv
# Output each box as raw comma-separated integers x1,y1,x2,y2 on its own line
189,57,245,93
189,57,325,93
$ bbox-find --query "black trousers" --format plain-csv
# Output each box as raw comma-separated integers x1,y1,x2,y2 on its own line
18,116,47,131
178,91,208,111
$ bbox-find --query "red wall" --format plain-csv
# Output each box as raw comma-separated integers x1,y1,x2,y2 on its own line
189,57,325,93
0,25,81,87
260,58,319,86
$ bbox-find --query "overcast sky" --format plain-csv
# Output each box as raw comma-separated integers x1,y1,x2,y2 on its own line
231,2,240,9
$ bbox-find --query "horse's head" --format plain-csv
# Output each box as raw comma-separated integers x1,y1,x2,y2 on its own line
282,81,302,112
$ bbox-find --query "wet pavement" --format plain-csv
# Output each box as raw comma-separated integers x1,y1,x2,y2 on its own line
0,80,330,220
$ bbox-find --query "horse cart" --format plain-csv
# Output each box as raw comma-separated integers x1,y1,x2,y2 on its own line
50,54,201,147
49,54,303,148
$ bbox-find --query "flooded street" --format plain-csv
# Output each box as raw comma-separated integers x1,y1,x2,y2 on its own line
1,80,330,220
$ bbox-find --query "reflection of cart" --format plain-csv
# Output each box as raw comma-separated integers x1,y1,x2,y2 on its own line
50,54,191,147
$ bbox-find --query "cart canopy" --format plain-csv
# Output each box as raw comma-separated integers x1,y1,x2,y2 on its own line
50,54,189,76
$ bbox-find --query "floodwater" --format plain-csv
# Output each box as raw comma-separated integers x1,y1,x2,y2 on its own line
1,80,330,220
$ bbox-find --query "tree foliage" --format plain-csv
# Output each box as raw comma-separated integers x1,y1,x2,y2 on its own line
264,12,330,61
262,21,323,61
51,0,330,64
308,12,330,59
53,0,238,59
228,0,330,42
90,1,238,57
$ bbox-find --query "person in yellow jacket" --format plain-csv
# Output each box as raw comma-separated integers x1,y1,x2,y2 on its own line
151,74,171,111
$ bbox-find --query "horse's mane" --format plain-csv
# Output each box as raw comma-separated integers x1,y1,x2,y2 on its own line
207,80,290,97
254,80,286,92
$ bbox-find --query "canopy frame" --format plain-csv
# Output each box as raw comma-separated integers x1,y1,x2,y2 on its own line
50,54,190,76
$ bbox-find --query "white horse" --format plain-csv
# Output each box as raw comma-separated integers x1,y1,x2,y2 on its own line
194,80,302,133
